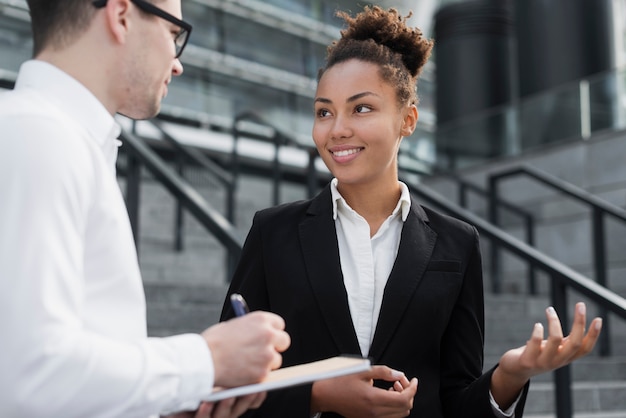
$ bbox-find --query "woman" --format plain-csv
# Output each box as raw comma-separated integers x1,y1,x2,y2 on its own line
220,6,602,417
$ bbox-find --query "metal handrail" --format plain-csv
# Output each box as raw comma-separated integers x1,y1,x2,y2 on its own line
119,128,243,277
231,111,323,203
404,177,626,418
147,119,237,255
433,171,538,293
488,164,626,356
151,119,234,187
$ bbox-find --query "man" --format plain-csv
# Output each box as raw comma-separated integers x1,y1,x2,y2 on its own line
0,1,290,417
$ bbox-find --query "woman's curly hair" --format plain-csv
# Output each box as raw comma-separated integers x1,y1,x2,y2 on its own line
319,6,434,105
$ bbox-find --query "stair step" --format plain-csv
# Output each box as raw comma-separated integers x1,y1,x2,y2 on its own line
484,357,626,383
144,282,230,336
526,412,626,418
525,380,626,415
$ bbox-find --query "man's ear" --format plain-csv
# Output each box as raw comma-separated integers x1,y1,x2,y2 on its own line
401,104,418,137
104,0,132,44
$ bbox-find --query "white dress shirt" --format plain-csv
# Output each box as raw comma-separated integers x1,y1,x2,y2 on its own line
0,60,214,418
330,179,517,417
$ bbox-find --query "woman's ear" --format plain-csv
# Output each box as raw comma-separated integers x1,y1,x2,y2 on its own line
401,104,418,137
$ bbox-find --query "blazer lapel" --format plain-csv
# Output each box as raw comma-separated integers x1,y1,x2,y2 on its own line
298,187,361,355
368,202,437,360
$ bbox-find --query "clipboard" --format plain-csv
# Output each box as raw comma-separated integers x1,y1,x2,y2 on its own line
204,356,371,402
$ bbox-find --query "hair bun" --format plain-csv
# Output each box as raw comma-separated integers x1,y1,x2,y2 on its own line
336,6,433,78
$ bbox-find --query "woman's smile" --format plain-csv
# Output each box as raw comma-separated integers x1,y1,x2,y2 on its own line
330,146,364,163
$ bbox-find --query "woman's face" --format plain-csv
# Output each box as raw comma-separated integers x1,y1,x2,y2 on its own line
313,59,417,189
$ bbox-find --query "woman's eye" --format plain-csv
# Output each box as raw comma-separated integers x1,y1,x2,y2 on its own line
355,105,372,113
316,109,330,118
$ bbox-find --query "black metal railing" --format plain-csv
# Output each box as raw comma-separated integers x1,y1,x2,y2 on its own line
231,111,323,202
149,119,236,247
434,171,538,293
120,126,243,278
404,178,626,418
488,164,626,356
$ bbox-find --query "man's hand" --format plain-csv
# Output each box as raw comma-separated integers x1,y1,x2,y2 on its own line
202,311,291,388
162,393,266,418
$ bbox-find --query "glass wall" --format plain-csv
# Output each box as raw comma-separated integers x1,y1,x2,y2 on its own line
436,67,626,170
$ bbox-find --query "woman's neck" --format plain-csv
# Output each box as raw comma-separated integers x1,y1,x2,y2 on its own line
337,180,402,236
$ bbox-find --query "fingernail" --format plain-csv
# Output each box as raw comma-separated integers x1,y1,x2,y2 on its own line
577,303,586,315
391,369,405,379
595,318,603,331
547,306,557,317
533,322,543,338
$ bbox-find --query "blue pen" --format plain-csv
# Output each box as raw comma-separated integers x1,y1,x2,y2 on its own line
230,293,250,317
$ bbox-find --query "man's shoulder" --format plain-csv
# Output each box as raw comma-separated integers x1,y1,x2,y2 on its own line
0,87,68,134
0,87,87,144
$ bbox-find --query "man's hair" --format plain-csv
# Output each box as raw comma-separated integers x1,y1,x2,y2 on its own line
26,0,99,56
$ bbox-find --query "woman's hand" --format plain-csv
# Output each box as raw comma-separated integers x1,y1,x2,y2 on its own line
492,302,602,409
311,365,418,418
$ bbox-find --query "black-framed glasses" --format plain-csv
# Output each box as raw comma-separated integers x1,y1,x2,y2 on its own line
93,0,192,58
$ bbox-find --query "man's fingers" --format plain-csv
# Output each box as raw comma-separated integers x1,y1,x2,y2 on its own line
197,402,214,417
248,392,266,409
273,329,291,353
269,351,283,371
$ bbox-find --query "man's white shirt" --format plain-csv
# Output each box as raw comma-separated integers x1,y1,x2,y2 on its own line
0,60,214,417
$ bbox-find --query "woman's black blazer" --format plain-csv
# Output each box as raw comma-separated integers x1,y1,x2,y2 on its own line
220,185,528,417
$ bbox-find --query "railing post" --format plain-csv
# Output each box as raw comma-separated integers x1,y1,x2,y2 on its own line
592,207,611,356
580,79,591,140
273,135,281,206
307,148,318,199
458,182,468,208
525,213,537,294
228,120,241,283
226,184,238,282
126,122,142,255
174,152,185,252
126,151,142,255
551,275,573,418
488,175,501,293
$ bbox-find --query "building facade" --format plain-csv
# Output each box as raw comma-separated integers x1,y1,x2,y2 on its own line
0,0,437,166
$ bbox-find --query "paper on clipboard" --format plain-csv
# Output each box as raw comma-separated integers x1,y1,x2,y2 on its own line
204,356,371,402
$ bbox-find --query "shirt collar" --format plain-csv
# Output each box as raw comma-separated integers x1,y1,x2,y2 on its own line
330,178,412,222
15,60,121,147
